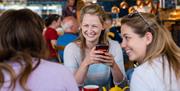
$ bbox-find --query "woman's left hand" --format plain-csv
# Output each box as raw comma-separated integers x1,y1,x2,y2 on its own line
97,52,116,67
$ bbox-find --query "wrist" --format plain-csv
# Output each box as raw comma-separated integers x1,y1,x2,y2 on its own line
81,59,90,68
111,61,116,68
113,76,126,85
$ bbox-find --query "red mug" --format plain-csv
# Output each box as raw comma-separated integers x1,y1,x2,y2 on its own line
83,85,99,91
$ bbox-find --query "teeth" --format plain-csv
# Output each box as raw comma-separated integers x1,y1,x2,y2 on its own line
125,50,131,55
86,32,95,37
87,34,94,37
125,49,129,53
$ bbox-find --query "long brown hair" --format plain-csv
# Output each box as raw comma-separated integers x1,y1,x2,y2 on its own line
76,4,108,58
121,12,180,81
0,9,49,91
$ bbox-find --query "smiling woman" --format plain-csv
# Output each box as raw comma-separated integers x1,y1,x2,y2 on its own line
121,12,180,91
64,4,126,89
81,14,103,42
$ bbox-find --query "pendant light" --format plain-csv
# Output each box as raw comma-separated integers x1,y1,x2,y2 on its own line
120,1,128,9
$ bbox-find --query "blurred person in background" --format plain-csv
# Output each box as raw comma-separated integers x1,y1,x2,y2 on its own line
57,16,79,62
0,9,78,91
44,14,61,62
62,0,77,18
64,4,126,89
121,11,180,91
104,13,122,43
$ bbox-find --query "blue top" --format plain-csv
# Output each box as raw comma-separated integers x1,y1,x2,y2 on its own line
57,33,78,62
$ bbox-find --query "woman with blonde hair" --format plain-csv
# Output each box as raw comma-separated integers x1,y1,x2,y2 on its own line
64,4,125,88
0,9,78,91
121,11,180,91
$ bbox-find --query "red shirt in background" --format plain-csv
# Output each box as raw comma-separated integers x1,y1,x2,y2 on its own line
44,27,58,58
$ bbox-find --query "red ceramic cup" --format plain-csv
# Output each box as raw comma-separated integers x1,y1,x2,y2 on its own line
83,85,99,91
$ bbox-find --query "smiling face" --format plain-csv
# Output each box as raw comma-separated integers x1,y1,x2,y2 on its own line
81,14,104,43
121,24,152,63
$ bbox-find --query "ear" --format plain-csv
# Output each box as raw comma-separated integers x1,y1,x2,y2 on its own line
144,32,153,45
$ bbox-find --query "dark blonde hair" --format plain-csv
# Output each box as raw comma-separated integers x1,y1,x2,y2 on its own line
76,4,108,58
121,12,180,80
0,9,49,91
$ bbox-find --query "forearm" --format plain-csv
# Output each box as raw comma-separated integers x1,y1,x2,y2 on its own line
51,40,57,49
111,62,124,83
75,60,89,85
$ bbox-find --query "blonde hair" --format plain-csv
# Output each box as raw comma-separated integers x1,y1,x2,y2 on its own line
76,4,108,58
121,13,180,80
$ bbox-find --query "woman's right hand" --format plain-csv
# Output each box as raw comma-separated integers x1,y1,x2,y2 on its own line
82,47,105,66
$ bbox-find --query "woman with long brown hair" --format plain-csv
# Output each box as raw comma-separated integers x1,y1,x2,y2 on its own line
0,9,78,91
121,11,180,91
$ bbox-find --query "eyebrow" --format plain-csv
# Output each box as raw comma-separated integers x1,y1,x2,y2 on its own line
82,23,101,26
122,33,129,37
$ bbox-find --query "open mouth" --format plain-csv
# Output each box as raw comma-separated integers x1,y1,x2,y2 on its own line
125,49,131,56
85,31,96,38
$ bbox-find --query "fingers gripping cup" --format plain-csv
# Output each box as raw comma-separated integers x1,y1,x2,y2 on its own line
83,85,99,91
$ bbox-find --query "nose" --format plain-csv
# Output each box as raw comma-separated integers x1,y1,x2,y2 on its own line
87,26,94,32
121,39,126,48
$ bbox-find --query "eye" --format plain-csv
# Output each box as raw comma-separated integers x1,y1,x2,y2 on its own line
82,24,89,28
124,36,131,41
92,25,98,28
